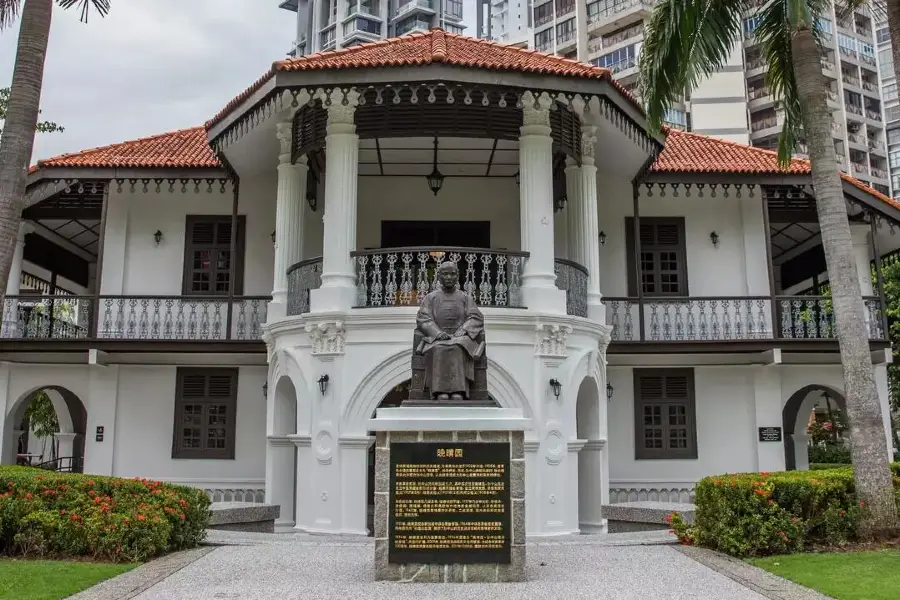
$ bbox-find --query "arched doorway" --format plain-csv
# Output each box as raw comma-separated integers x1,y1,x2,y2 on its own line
3,386,87,472
575,377,604,533
268,376,298,530
782,385,846,470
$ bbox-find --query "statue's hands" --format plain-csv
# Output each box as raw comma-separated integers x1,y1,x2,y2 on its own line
436,331,452,341
453,328,466,337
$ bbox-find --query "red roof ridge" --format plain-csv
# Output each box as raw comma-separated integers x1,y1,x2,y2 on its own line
36,126,208,167
430,27,447,62
666,128,807,167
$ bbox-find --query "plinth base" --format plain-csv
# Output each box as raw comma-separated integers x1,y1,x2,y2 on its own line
368,407,530,583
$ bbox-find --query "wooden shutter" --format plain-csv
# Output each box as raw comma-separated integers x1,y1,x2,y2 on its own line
634,368,697,460
625,217,688,297
182,216,246,295
173,368,238,459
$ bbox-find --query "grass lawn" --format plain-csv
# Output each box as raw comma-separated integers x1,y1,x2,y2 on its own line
749,550,900,600
0,559,137,600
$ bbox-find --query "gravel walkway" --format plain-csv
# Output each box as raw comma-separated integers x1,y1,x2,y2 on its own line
120,531,768,600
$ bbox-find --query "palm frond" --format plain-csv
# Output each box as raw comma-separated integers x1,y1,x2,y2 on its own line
639,0,744,130
56,0,110,22
837,0,879,23
0,0,22,30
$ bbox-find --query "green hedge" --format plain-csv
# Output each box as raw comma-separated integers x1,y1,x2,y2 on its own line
807,445,851,465
0,467,210,562
669,464,900,557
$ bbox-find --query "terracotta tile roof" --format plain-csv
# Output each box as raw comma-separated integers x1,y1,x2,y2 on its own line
31,123,897,213
653,129,900,209
206,28,632,130
33,127,221,171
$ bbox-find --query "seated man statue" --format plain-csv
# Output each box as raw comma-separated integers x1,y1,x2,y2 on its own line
414,261,485,402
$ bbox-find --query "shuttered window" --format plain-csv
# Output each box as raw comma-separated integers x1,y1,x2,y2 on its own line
172,368,238,459
625,217,688,297
182,216,245,295
634,369,697,460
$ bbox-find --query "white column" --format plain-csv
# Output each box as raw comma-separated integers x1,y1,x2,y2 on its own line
270,121,308,320
82,365,119,475
292,435,313,532
265,435,296,531
311,90,360,313
752,367,786,472
874,364,894,458
339,436,373,535
565,159,583,265
578,125,603,319
5,223,26,296
578,439,607,533
519,92,566,314
792,433,810,471
850,224,874,296
53,432,77,463
0,363,11,464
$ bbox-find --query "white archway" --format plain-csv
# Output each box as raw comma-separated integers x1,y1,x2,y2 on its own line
3,385,87,471
266,375,298,530
342,348,534,434
782,384,845,471
575,374,605,534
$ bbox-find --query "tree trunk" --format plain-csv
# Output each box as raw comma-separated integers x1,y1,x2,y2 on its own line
792,28,900,537
0,0,53,304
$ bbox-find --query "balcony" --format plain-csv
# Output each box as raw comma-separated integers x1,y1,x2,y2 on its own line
346,2,381,18
871,166,888,179
557,29,577,50
868,138,885,153
288,248,590,319
852,161,870,175
603,296,885,342
392,0,434,20
587,37,603,55
343,18,381,39
861,54,877,67
845,103,863,116
847,132,866,146
866,109,883,122
0,295,270,342
842,74,861,88
587,0,654,36
862,80,878,93
601,22,643,48
396,18,431,35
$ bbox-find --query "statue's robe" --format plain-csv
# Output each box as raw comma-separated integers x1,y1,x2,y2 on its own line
415,288,485,397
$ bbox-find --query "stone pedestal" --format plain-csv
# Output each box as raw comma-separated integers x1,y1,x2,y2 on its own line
368,407,530,583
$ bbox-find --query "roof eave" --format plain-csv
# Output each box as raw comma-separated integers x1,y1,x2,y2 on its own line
27,166,230,187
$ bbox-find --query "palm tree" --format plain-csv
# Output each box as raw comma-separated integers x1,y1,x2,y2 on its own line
0,0,108,303
639,0,899,537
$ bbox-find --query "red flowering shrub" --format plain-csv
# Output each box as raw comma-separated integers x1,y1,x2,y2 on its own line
0,466,210,562
669,465,900,557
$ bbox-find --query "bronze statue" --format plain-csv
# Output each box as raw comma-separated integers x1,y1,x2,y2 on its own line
405,261,493,406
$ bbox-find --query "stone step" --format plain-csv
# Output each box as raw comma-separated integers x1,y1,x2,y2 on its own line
209,502,280,533
602,501,695,534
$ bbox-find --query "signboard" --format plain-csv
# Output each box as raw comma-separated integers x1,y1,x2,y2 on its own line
95,426,104,442
758,427,783,442
389,442,511,565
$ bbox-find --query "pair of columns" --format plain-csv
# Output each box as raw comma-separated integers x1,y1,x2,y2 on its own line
269,90,603,317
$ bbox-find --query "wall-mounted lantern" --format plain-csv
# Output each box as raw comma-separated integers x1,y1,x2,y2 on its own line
549,378,562,399
606,382,614,402
317,374,330,396
154,230,163,246
262,382,268,399
710,231,720,248
599,231,607,246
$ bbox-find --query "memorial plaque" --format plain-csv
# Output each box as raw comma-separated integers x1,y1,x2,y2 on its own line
389,442,511,565
758,427,783,442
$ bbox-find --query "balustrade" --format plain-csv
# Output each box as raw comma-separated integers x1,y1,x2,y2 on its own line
351,247,528,308
554,259,588,318
0,295,270,341
286,258,323,316
603,296,887,342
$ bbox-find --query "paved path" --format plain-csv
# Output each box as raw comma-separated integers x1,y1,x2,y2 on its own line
113,531,772,600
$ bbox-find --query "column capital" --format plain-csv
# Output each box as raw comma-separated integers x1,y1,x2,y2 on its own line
521,91,553,133
321,88,361,130
276,121,294,164
849,223,870,247
581,124,598,166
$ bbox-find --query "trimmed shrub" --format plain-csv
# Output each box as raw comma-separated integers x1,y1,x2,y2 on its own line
0,466,210,562
807,444,851,465
669,465,900,557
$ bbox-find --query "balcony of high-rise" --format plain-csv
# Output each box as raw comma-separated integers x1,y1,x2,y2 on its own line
586,0,655,37
391,0,435,23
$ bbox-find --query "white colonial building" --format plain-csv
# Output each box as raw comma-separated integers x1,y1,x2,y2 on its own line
1,30,896,536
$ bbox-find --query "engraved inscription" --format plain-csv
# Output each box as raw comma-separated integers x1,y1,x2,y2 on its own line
389,442,511,564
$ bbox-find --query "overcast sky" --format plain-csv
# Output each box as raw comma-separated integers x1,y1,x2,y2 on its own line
1,0,476,164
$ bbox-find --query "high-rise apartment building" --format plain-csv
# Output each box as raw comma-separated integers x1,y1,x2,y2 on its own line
875,19,900,198
506,0,892,197
279,0,465,56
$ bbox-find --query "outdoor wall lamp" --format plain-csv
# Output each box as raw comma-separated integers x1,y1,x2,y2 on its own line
514,171,520,185
271,230,276,244
262,382,268,399
599,231,607,246
709,231,720,248
153,230,163,246
317,374,330,396
606,382,614,402
549,378,562,398
426,136,445,196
